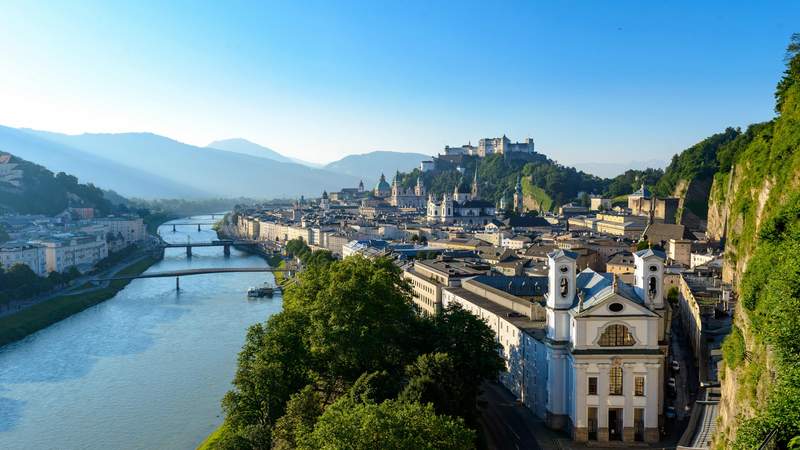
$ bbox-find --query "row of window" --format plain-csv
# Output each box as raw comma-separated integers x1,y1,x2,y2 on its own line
587,370,645,396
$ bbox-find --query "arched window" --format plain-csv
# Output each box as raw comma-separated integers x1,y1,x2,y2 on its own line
598,324,636,347
648,276,658,298
560,277,568,298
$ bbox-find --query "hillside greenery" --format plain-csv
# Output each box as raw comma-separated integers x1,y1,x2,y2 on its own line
0,153,114,215
209,255,503,449
716,34,800,449
654,128,741,199
396,153,613,207
396,152,671,211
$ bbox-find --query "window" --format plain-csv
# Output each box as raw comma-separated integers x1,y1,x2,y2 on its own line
588,377,597,395
598,324,636,347
609,366,623,395
634,376,645,396
648,276,658,298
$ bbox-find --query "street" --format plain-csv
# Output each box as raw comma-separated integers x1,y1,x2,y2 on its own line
479,382,545,450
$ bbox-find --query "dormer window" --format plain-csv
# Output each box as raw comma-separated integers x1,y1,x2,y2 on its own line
598,324,635,346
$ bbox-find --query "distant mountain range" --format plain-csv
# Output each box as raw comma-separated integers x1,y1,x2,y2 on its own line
207,138,323,168
0,126,434,200
324,151,431,180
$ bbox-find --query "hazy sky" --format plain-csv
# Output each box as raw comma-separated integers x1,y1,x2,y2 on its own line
0,1,798,165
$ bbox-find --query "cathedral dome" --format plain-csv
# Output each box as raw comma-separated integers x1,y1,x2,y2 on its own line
374,173,391,192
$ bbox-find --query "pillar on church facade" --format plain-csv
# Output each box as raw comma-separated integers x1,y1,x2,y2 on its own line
644,362,661,443
622,362,636,443
597,363,610,442
573,362,589,442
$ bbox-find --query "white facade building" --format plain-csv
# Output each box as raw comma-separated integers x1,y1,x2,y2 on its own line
444,249,668,444
34,234,108,273
95,217,146,245
426,173,496,226
0,242,47,275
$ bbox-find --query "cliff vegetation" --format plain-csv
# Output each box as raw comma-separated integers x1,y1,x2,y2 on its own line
709,34,800,449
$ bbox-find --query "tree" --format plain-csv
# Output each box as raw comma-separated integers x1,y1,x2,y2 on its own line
272,385,325,450
221,311,312,448
305,398,475,450
424,304,505,423
400,352,463,417
283,256,420,382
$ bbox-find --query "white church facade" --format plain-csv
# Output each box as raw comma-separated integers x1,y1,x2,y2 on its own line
426,172,496,225
443,249,667,443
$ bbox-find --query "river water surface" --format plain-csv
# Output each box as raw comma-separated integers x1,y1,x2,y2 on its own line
0,216,280,449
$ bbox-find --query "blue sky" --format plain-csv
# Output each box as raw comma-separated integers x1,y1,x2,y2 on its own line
0,1,797,165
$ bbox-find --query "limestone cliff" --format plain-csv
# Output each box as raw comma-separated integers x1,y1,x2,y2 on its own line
706,37,800,448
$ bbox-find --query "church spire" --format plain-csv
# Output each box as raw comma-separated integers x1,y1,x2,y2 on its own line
471,167,479,199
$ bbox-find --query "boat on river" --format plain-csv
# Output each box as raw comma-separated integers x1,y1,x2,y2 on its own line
247,283,276,298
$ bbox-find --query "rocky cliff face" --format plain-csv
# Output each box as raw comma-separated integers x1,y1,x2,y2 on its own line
706,39,800,446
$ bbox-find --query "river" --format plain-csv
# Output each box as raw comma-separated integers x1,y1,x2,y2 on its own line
0,215,280,449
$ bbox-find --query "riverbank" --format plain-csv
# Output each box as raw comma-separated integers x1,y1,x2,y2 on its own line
0,256,158,348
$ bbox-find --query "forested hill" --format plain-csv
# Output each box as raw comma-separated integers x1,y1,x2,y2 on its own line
705,35,800,449
394,152,663,211
0,151,116,215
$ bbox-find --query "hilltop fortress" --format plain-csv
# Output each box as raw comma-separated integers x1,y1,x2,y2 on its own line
443,135,535,157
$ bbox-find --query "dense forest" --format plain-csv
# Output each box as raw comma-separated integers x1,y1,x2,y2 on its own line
206,253,503,449
0,152,115,215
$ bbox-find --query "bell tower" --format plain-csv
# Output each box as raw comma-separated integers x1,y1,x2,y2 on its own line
546,250,577,341
634,249,665,309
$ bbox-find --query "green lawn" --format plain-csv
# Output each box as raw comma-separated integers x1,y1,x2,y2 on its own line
196,424,229,450
0,257,157,347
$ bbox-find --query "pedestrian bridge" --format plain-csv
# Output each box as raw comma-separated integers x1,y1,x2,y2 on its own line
94,266,293,282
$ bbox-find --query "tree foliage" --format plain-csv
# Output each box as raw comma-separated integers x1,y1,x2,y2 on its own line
215,256,504,449
0,153,115,215
654,128,741,198
304,397,475,450
716,36,800,449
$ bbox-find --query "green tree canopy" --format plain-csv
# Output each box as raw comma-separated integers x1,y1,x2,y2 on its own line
305,398,475,450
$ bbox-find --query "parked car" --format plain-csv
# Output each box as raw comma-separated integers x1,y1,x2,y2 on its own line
665,406,677,419
671,360,680,372
668,377,677,389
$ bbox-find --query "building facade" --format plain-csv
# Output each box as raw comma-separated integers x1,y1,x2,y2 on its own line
390,174,426,209
444,249,667,444
0,242,47,275
426,174,496,225
95,217,146,245
34,233,108,273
